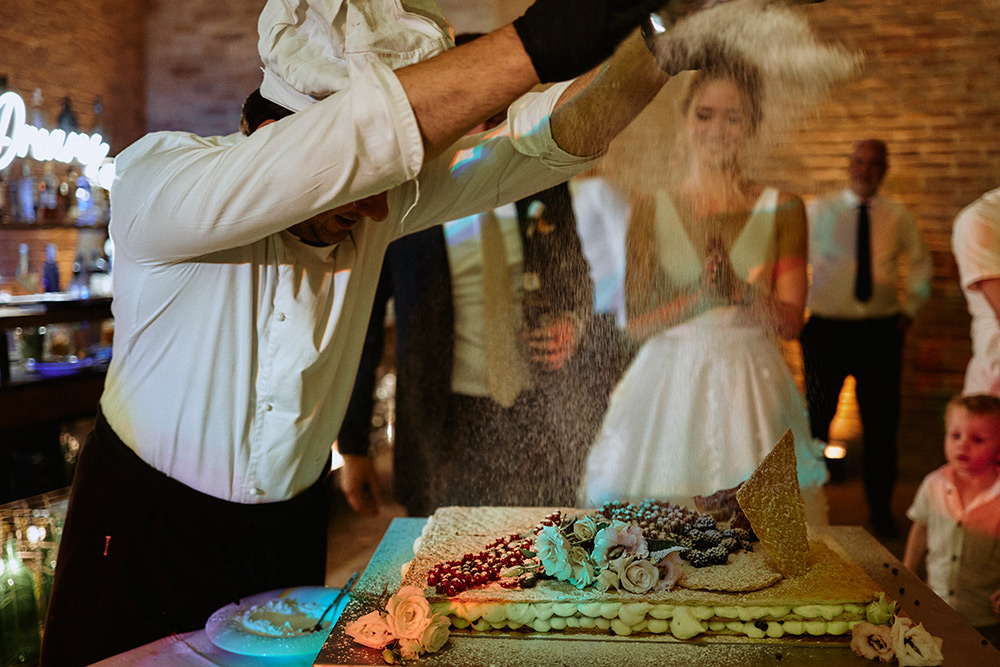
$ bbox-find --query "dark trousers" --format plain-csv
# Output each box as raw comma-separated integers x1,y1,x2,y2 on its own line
800,315,904,520
40,411,330,666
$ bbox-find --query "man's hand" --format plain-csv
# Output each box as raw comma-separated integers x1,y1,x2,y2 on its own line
523,314,580,372
339,454,382,516
513,0,666,83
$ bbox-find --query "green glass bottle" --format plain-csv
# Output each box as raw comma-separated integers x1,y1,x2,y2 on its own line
0,538,41,666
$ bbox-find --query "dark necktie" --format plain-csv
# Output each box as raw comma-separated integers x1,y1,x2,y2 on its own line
854,202,872,302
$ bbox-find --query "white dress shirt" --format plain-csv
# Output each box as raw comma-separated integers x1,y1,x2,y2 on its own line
806,189,931,319
952,187,1000,395
443,205,525,398
101,61,594,503
569,176,631,328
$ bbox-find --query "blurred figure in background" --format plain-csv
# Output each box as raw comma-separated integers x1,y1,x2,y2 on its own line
338,35,612,515
952,186,1000,397
801,139,932,537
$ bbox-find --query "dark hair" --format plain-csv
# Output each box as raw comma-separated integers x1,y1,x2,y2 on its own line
946,394,1000,421
240,89,295,136
680,59,764,135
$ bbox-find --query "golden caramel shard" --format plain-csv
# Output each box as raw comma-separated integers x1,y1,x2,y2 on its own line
736,429,809,576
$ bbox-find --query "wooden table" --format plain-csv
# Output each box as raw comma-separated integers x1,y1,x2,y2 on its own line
315,518,1000,666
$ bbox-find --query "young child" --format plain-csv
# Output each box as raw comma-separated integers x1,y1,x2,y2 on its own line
903,394,1000,646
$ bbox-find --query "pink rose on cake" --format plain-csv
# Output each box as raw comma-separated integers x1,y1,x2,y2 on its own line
345,610,395,650
613,555,660,594
850,622,895,662
890,617,943,666
535,525,574,581
593,520,649,568
651,548,685,592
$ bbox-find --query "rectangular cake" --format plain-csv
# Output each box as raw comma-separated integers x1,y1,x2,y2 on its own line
401,503,884,642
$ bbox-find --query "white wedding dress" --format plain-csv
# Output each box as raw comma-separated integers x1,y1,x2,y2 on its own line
578,188,828,522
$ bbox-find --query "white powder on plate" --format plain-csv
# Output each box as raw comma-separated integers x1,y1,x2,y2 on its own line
241,597,326,637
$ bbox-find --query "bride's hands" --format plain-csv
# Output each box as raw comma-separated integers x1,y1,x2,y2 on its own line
702,238,751,305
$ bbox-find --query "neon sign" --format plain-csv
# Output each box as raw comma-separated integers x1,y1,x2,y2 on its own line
0,91,113,187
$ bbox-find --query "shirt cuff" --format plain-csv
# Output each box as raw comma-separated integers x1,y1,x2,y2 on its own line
507,81,603,171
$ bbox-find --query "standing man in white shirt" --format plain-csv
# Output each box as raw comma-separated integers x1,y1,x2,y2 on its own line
39,0,689,662
801,139,932,538
952,187,1000,397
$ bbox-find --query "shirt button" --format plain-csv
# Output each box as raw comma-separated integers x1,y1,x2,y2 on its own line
275,312,286,322
249,487,266,497
263,403,273,412
949,590,955,596
952,555,958,561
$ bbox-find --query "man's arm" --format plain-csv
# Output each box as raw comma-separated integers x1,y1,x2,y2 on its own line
549,31,671,158
395,25,670,161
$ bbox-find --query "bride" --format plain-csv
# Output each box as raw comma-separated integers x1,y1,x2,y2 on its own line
578,60,828,523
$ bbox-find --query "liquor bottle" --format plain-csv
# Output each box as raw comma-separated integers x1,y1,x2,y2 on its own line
74,173,96,226
16,243,38,294
29,88,45,129
69,252,90,299
41,243,60,293
87,248,111,297
38,164,59,222
0,537,42,665
15,162,36,224
91,94,104,138
57,96,79,134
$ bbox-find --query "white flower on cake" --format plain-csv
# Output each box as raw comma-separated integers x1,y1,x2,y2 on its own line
535,525,574,581
344,610,395,650
593,520,648,568
849,596,944,666
568,546,597,589
385,586,432,639
614,555,660,594
345,586,451,664
651,548,685,592
594,568,620,592
850,622,895,662
572,514,599,541
890,617,944,666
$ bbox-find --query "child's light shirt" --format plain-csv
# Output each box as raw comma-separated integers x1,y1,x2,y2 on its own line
907,464,1000,627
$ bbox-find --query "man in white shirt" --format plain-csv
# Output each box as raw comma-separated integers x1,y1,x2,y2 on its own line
801,139,932,538
952,187,1000,397
40,0,682,662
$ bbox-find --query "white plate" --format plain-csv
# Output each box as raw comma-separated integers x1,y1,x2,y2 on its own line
205,586,350,657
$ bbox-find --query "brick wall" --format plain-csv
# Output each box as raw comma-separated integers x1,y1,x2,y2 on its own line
0,0,147,155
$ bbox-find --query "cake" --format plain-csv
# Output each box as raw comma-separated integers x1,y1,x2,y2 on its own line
401,431,887,643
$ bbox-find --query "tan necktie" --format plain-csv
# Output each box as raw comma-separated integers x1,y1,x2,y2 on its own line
480,209,528,408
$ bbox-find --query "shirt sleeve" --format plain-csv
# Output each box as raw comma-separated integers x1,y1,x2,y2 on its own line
111,61,424,264
899,206,932,317
906,473,933,524
396,81,600,237
953,203,1000,291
